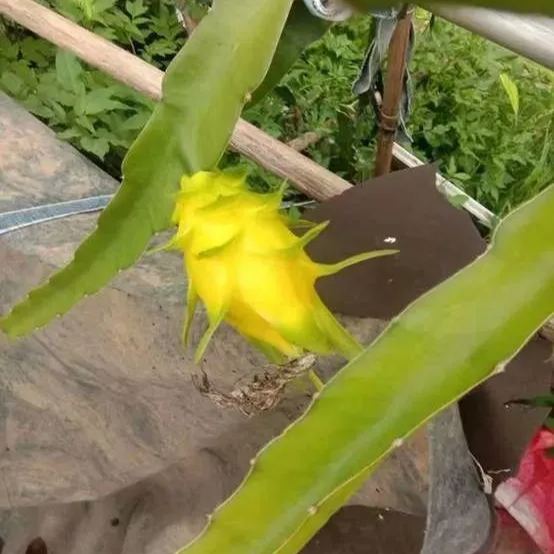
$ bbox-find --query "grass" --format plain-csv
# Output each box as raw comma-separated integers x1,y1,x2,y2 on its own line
1,1,552,213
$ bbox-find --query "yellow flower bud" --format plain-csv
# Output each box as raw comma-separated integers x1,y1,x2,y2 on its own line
169,171,396,363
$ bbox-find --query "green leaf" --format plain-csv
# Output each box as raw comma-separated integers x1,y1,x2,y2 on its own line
24,97,55,120
0,71,24,95
125,0,148,18
249,2,331,106
348,0,554,14
78,88,128,115
0,35,19,60
119,111,152,131
93,0,117,14
57,128,81,140
0,0,294,338
20,37,53,67
73,0,95,19
76,115,96,133
178,184,554,554
11,63,32,84
80,135,110,159
49,100,68,123
55,49,83,93
499,72,519,120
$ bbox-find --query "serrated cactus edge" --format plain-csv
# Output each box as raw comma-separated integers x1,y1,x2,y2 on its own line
0,0,294,337
178,184,554,554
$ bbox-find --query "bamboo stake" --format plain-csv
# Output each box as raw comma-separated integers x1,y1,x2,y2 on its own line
374,5,413,177
0,0,351,202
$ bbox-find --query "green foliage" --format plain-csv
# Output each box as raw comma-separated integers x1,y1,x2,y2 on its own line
499,72,519,120
249,2,330,106
178,184,554,554
247,16,553,213
245,18,376,181
408,19,553,213
0,0,162,175
52,0,184,60
0,0,294,337
71,0,95,19
1,6,551,212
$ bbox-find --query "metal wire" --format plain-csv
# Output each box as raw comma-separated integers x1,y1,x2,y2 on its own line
0,196,316,237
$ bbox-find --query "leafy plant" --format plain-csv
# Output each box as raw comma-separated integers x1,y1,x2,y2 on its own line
244,17,377,181
0,1,161,175
52,0,184,60
407,18,553,214
248,1,330,106
245,14,553,213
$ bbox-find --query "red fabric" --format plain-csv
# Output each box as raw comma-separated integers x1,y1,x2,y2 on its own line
495,509,542,553
495,427,554,553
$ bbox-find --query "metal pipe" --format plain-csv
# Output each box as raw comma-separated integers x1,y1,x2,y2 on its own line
431,5,554,70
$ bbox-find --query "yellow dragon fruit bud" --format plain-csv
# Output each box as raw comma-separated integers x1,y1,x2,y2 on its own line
168,171,396,363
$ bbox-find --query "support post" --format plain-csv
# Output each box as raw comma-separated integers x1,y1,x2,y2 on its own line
374,5,412,177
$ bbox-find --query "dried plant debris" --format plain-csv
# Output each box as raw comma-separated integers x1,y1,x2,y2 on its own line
192,355,317,416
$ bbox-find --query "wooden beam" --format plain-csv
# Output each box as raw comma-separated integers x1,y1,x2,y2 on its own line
0,0,351,202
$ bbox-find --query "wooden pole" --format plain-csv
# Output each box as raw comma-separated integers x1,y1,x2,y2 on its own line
0,0,351,202
374,5,413,177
